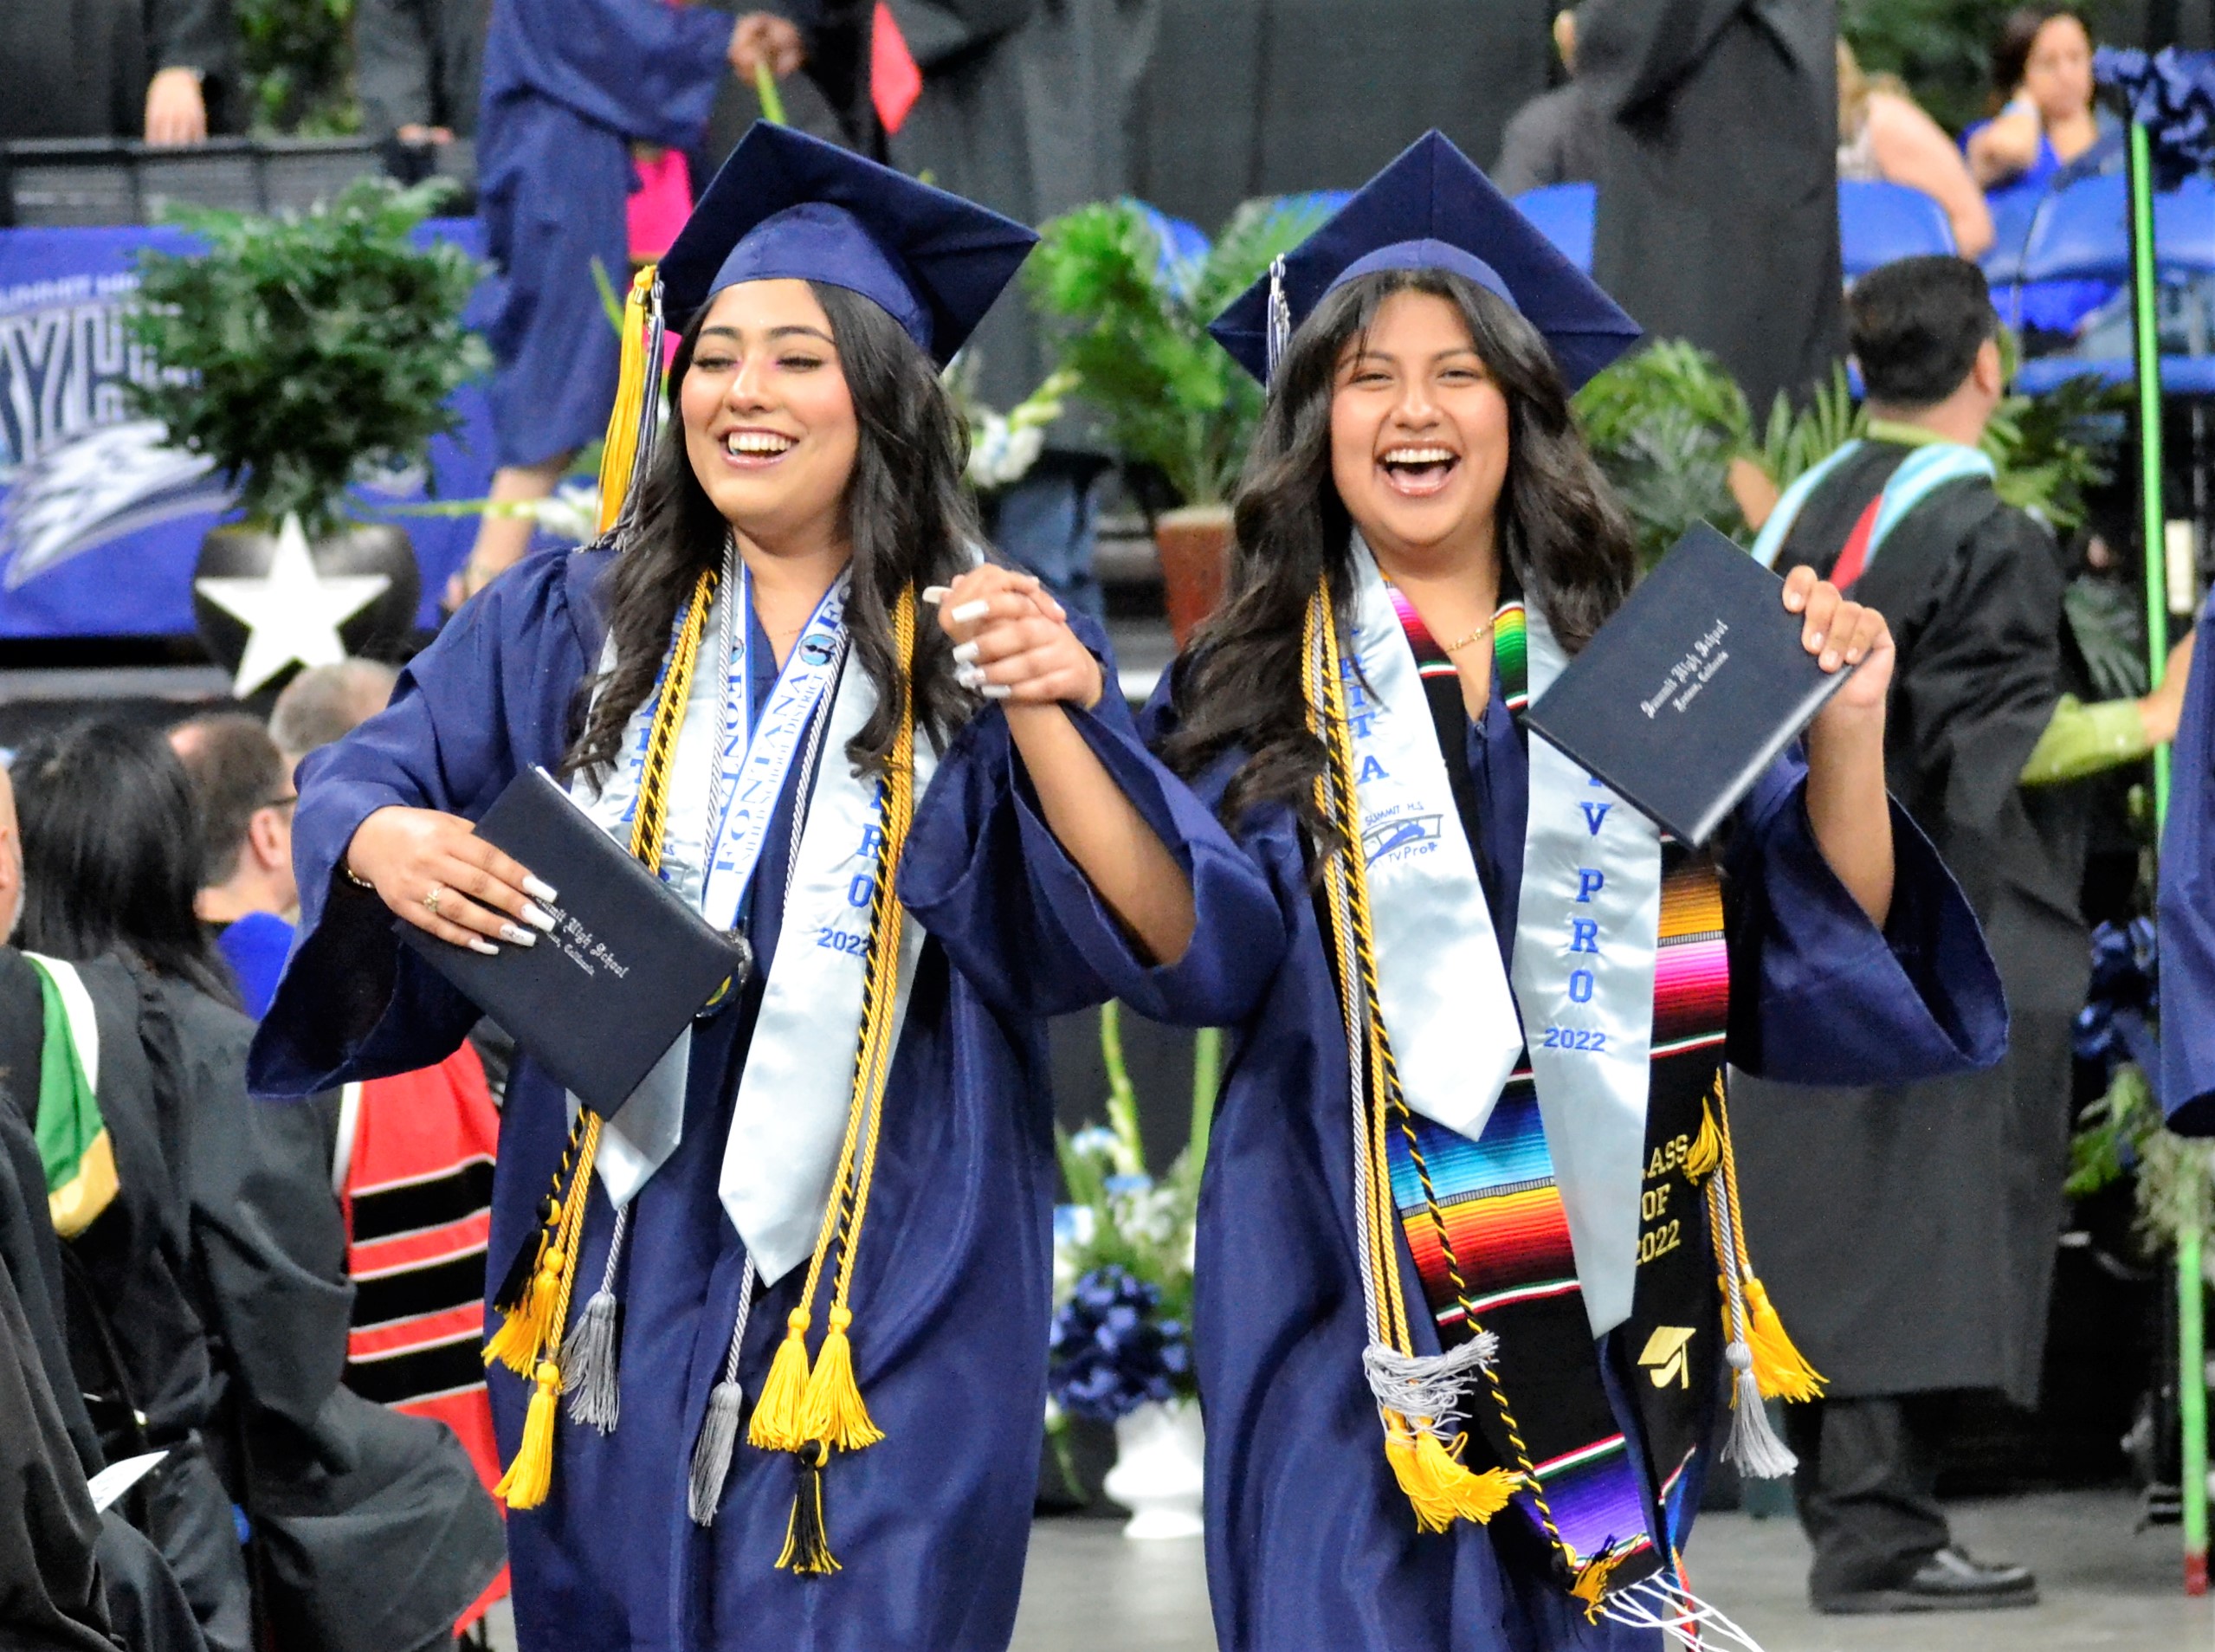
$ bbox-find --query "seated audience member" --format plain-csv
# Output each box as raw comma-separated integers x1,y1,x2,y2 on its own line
1963,5,2120,348
271,660,402,775
1493,9,1598,197
12,722,505,1652
170,713,297,1018
1738,255,2193,1614
1838,39,1993,258
263,668,511,1506
0,0,237,144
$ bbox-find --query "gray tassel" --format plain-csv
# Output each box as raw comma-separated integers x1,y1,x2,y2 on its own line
1361,1331,1500,1434
561,1290,622,1433
1264,254,1291,385
688,1380,746,1526
1719,1342,1796,1480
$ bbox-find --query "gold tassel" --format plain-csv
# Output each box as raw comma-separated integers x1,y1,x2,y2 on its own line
1571,1542,1634,1616
597,264,659,536
802,1305,883,1452
496,1359,563,1509
484,1247,565,1375
1683,1100,1721,1184
748,1310,815,1453
1411,1428,1522,1525
1382,1414,1459,1533
1742,1274,1826,1401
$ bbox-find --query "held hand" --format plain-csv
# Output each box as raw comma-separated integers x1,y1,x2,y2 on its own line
144,68,208,145
345,805,559,956
2141,628,2199,745
1782,564,1895,732
731,13,806,78
933,566,1104,710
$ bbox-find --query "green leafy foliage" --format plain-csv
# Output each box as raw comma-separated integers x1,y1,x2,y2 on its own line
1026,197,1327,506
124,178,489,533
1758,364,1869,490
238,0,358,134
1981,371,2129,534
2070,1062,2212,1250
1572,341,1753,566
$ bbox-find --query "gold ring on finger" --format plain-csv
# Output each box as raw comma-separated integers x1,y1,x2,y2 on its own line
423,882,443,918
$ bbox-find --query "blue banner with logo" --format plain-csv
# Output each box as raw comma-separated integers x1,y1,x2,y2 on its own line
0,220,500,641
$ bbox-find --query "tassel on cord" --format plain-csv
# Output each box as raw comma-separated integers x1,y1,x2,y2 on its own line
496,1359,563,1508
801,1305,882,1452
1721,1341,1797,1481
776,1445,842,1577
1683,1100,1721,1183
1742,1274,1824,1402
596,265,660,536
1382,1414,1459,1533
748,1311,814,1452
561,1204,630,1434
487,1120,591,1373
688,1257,758,1526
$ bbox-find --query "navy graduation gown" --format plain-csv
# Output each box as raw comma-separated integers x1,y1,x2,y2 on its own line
2163,596,2215,1133
248,546,1280,1652
475,0,731,469
1137,683,2005,1652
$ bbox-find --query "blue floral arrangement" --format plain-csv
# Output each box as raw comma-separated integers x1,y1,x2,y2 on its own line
2096,47,2215,189
1048,1263,1192,1423
2075,914,2160,1075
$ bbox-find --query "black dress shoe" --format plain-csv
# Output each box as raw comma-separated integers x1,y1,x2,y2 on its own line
1816,1547,2039,1614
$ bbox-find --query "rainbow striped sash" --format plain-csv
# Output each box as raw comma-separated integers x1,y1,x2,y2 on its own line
1380,594,1730,1593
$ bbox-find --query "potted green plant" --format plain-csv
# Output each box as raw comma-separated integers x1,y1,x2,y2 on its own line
1026,197,1329,642
125,177,488,694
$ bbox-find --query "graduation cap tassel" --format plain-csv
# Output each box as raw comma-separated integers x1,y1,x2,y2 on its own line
561,1203,630,1434
1263,255,1291,387
688,1258,759,1526
597,265,662,539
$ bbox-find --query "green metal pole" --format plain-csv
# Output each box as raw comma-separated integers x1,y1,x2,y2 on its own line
2128,119,2203,1594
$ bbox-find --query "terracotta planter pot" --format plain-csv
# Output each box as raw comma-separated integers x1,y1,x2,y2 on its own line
1154,504,1233,648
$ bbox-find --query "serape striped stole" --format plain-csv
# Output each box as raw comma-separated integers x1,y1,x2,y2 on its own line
1383,592,1727,1592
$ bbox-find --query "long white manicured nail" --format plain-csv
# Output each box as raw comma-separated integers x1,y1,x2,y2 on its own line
920,585,950,604
982,683,1013,700
468,938,500,956
500,923,538,946
522,874,558,902
521,901,556,932
957,665,986,690
953,640,980,664
950,598,989,623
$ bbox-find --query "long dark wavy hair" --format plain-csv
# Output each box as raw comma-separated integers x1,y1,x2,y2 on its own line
12,720,240,1005
1160,266,1636,845
564,282,978,785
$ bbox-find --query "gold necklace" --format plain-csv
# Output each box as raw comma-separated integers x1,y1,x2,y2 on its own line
1441,618,1496,656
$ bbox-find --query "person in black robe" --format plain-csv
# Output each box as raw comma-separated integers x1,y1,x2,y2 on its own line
0,0,238,144
1734,255,2197,1612
11,723,507,1652
1577,0,1840,415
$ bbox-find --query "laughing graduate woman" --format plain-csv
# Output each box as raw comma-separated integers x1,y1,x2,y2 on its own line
1140,133,2009,1649
248,124,1278,1652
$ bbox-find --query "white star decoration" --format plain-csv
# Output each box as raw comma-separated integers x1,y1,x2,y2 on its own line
194,514,391,696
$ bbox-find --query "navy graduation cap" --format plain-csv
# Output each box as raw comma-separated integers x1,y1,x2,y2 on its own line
596,121,1038,537
1208,130,1641,391
661,121,1037,364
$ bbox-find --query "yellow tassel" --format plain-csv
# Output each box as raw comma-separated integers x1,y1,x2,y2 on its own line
747,1310,815,1453
1683,1101,1721,1184
1382,1414,1458,1533
1411,1429,1523,1526
484,1249,563,1375
1571,1543,1634,1616
1743,1274,1826,1402
596,264,658,535
802,1305,883,1452
495,1360,563,1510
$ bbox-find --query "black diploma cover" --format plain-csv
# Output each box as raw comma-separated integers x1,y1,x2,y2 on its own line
1523,522,1850,845
399,767,752,1113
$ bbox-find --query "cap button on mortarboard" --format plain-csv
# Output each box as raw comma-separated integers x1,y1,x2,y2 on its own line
1207,130,1641,391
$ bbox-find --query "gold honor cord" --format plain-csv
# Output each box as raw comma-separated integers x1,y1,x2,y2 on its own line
487,565,720,1508
746,585,920,1577
1303,585,1534,1541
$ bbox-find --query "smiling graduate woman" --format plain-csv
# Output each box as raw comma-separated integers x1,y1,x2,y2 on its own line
1137,133,2010,1649
246,124,1280,1652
